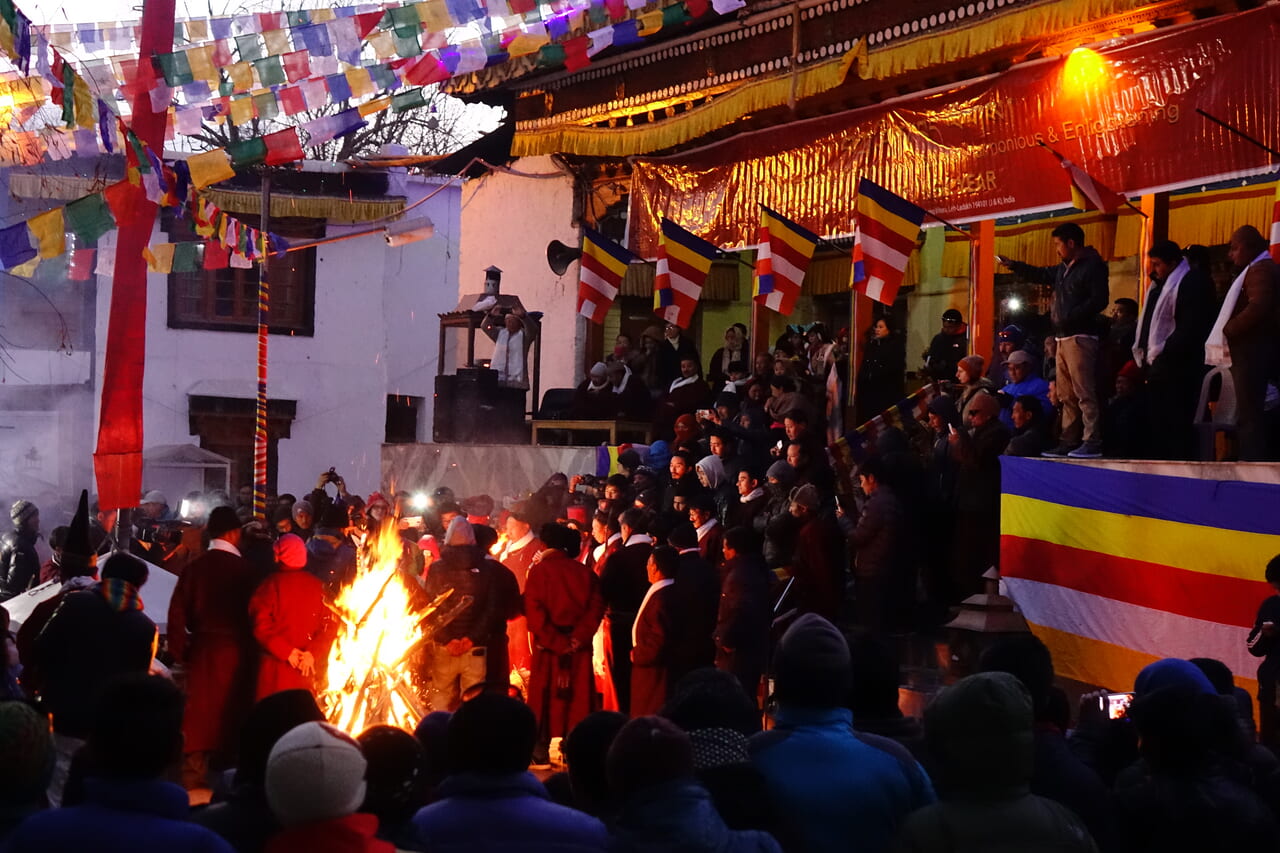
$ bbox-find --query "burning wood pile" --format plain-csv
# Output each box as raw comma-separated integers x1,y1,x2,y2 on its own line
321,519,470,734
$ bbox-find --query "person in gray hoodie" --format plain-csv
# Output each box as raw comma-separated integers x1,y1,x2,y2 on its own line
895,671,1098,853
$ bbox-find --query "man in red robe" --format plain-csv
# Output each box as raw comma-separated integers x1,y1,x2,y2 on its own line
524,524,604,768
497,506,544,686
168,506,261,790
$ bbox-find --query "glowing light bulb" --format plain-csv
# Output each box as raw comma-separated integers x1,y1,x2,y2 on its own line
1006,297,1022,312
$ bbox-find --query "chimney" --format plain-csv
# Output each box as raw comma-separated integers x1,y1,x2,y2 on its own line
483,265,503,296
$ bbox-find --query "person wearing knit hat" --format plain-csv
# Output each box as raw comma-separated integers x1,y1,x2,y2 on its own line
422,517,494,712
751,614,935,853
263,721,392,853
571,362,612,419
784,484,841,623
608,715,780,852
306,505,357,592
289,500,315,542
899,672,1096,852
955,354,995,427
249,534,331,701
167,502,260,790
412,694,609,850
0,499,40,601
997,348,1052,433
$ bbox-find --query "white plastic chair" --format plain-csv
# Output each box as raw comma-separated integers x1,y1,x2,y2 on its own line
1193,366,1237,460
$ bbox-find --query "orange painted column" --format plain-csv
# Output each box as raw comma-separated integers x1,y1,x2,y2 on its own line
970,219,996,360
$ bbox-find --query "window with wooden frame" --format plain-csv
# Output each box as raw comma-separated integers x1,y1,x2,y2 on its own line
164,209,324,335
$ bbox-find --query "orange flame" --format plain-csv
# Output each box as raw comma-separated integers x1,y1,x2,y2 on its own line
321,519,446,734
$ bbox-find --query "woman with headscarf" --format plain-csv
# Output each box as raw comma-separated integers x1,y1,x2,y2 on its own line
695,454,733,518
634,326,665,397
857,317,907,424
606,360,651,421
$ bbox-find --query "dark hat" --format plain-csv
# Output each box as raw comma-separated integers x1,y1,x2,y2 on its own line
207,505,242,539
942,308,964,323
774,613,852,708
606,716,693,800
998,324,1025,343
714,391,740,410
61,490,93,576
319,503,350,531
460,494,495,517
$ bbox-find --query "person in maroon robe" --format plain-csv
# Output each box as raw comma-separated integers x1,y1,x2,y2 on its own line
524,524,605,767
497,506,544,686
249,534,332,700
168,506,262,789
630,546,678,717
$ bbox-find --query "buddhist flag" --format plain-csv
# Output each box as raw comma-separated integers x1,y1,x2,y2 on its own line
1000,457,1280,703
852,178,924,305
654,218,718,328
1043,145,1126,213
1269,180,1280,262
753,205,819,315
577,227,636,324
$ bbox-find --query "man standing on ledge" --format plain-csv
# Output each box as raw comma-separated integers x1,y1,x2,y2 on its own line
1002,222,1110,459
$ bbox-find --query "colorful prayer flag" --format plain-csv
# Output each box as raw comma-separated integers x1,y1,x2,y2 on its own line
0,222,35,269
263,128,304,165
577,227,637,324
1043,146,1126,213
27,208,65,259
852,178,924,305
188,149,235,189
64,193,115,245
753,205,819,316
654,218,718,328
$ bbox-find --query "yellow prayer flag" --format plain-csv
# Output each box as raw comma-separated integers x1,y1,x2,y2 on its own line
49,28,72,48
310,8,335,22
507,32,550,57
9,256,39,278
73,76,95,129
185,20,209,41
27,209,65,259
345,68,374,98
0,19,14,59
187,46,217,84
229,95,256,126
143,243,176,274
637,10,664,36
417,0,452,32
187,149,235,189
367,31,395,60
358,95,391,117
263,29,291,57
228,61,253,92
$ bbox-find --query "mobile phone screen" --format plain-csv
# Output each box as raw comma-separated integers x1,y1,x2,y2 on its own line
1100,692,1134,720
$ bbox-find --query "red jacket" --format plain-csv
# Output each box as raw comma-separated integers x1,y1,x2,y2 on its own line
525,551,604,738
249,564,331,700
265,814,393,853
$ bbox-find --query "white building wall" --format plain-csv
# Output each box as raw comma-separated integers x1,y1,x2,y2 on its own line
457,156,580,412
92,178,460,501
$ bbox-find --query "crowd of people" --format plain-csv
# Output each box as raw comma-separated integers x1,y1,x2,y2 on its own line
0,220,1276,850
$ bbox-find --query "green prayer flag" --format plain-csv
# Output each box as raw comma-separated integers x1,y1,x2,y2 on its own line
236,34,265,63
369,64,397,90
64,193,115,245
172,241,199,273
392,87,428,113
587,4,608,26
219,79,234,97
0,0,16,28
389,5,420,37
157,51,194,87
536,44,565,68
394,32,422,57
253,56,286,87
227,137,267,168
663,4,690,27
286,10,310,26
60,64,74,126
253,91,280,121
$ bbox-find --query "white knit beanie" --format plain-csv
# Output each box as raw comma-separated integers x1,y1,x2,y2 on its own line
265,722,367,827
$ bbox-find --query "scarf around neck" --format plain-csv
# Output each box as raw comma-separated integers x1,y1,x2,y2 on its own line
1206,250,1270,367
100,577,143,612
1135,257,1188,367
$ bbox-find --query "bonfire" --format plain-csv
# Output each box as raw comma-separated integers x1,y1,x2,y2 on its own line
321,519,460,734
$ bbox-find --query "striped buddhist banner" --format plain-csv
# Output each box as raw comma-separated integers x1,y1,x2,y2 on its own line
999,457,1280,700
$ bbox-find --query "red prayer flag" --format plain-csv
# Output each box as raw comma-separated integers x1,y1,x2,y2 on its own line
402,52,451,86
282,51,310,83
203,240,230,269
263,128,304,165
509,0,537,13
686,0,710,16
211,40,233,67
278,85,307,116
605,0,627,19
258,12,284,31
354,11,384,39
68,248,96,281
103,180,147,227
563,36,591,71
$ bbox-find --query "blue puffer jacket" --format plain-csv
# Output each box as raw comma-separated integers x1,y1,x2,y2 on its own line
4,777,233,853
610,780,780,853
412,771,609,853
997,376,1053,430
750,706,935,853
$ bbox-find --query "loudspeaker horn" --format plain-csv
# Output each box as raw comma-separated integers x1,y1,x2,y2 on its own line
546,240,582,276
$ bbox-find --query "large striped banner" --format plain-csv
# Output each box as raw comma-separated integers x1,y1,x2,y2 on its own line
1000,457,1280,700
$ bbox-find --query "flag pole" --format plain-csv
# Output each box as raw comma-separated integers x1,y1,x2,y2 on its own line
1036,140,1148,219
254,170,271,523
1195,108,1280,160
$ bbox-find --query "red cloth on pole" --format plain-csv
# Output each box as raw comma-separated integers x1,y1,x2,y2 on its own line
94,0,175,511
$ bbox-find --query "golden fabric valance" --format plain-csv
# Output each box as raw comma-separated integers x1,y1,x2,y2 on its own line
201,189,406,224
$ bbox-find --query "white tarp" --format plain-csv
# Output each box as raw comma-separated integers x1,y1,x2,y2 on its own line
3,559,178,633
